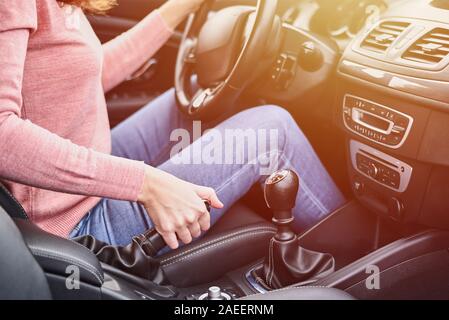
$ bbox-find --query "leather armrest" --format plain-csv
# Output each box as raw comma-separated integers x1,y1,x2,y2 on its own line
158,222,276,287
14,220,104,287
240,287,355,300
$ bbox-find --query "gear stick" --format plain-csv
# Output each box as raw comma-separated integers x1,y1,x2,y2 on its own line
262,170,335,289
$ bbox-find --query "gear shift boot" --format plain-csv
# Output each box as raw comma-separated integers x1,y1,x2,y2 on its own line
263,237,335,289
260,169,335,289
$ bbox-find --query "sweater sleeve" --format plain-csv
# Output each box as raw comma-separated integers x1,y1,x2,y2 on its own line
102,10,174,92
0,2,146,202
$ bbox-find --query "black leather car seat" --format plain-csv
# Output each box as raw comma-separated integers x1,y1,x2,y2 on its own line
0,205,52,299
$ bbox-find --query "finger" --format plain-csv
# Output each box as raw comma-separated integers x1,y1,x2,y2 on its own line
188,222,202,238
208,191,224,209
198,211,211,232
177,227,193,245
160,231,179,250
196,187,224,209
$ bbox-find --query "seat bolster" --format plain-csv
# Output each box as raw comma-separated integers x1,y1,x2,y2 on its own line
0,208,52,299
15,219,104,287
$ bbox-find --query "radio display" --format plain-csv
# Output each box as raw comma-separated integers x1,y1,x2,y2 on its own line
343,95,414,149
358,111,391,131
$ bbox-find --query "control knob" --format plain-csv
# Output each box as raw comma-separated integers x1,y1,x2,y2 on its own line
368,163,379,179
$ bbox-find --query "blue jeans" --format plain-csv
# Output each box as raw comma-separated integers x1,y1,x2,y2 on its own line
70,88,345,246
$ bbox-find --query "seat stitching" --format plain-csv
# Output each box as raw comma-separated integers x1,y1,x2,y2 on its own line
31,248,103,284
29,246,103,283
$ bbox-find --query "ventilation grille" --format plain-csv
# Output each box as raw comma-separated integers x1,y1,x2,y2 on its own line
360,21,410,53
403,28,449,65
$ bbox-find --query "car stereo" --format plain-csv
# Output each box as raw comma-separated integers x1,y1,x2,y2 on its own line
343,94,414,149
350,140,413,193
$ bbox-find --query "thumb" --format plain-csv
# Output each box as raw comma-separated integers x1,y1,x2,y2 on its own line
196,186,224,209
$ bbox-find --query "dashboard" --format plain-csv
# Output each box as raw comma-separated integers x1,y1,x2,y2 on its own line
331,0,449,230
217,1,449,232
282,0,402,50
262,0,449,230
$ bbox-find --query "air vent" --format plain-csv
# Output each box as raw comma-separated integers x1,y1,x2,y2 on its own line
403,28,449,65
360,21,410,53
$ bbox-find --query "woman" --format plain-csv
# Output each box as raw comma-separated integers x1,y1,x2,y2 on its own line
0,0,345,250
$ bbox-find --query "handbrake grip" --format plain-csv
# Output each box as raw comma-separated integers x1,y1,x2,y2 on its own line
139,201,211,256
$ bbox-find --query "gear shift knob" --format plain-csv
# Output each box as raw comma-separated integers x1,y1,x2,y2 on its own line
261,170,335,289
264,169,299,223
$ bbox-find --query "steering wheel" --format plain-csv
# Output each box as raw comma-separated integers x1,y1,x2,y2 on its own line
175,0,279,120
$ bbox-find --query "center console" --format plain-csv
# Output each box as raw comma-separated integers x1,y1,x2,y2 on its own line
333,0,449,231
13,169,449,300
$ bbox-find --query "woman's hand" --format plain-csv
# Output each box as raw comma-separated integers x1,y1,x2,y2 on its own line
159,0,207,30
137,166,224,249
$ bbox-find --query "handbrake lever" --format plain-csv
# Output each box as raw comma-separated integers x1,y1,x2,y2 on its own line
138,200,211,256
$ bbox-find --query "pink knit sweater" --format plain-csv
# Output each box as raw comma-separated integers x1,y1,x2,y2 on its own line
0,0,173,237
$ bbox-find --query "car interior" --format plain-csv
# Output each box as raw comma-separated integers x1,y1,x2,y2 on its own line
1,0,449,300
